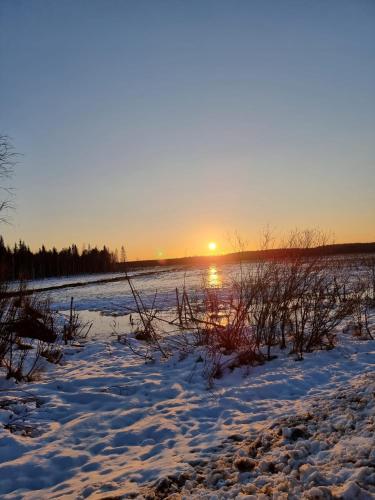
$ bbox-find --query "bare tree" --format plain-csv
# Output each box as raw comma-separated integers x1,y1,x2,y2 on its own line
0,135,16,222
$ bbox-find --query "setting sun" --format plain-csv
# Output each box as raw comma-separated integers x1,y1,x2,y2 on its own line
208,242,217,251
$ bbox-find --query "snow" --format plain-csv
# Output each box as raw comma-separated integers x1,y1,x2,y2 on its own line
174,368,374,499
8,267,171,292
1,263,375,498
0,327,374,499
21,263,231,314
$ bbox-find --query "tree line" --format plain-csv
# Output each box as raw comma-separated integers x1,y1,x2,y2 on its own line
0,237,122,280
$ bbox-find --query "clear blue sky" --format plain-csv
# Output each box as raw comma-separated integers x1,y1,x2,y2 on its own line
1,0,374,259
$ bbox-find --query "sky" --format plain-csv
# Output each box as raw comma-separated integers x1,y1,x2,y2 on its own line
1,0,374,260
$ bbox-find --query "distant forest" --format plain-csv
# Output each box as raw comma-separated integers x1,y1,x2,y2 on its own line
1,237,375,282
0,238,119,280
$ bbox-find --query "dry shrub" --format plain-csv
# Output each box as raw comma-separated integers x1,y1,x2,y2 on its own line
347,272,374,340
118,232,375,381
0,283,91,381
62,297,92,345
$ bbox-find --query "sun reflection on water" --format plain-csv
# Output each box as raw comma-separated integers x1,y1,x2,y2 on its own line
207,264,221,288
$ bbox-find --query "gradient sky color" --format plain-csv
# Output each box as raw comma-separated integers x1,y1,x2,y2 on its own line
1,0,374,259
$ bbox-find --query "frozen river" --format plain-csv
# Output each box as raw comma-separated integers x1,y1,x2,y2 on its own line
18,263,245,335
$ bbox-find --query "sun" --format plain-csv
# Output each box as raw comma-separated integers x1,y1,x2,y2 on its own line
208,241,217,251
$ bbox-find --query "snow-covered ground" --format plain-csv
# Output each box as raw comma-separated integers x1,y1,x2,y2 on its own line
0,327,374,499
141,371,375,499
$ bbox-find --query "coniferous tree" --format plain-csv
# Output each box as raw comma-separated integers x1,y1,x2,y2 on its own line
0,239,118,280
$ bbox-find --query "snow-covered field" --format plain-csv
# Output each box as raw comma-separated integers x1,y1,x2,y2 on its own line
0,329,374,499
